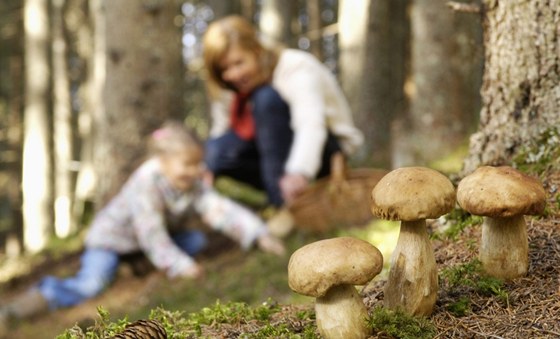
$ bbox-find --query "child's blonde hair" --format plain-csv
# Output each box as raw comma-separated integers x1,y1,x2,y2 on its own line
149,120,202,155
202,15,280,98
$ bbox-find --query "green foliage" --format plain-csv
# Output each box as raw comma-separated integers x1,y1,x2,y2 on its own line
57,300,318,338
512,126,560,176
186,299,278,326
214,176,268,208
446,296,471,317
368,306,436,339
440,259,509,316
431,208,483,241
56,306,129,339
512,126,560,216
249,323,317,339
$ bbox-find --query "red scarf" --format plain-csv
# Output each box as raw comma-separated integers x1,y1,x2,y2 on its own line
230,92,255,140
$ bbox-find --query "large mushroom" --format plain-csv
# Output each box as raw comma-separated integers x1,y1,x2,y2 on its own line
456,166,546,280
370,167,455,316
288,237,383,339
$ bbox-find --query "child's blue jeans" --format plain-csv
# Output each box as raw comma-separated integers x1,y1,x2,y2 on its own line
37,230,207,309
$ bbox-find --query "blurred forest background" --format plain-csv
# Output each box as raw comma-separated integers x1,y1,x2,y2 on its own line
0,0,558,264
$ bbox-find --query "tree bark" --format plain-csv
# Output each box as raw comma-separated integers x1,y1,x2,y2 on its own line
259,0,294,46
339,0,409,168
52,0,75,238
463,0,560,173
22,0,53,252
393,0,483,169
306,0,323,59
91,0,185,207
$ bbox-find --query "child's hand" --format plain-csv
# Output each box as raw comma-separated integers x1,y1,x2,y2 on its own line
179,263,205,280
257,234,286,256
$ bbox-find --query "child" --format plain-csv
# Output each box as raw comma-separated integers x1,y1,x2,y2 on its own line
0,121,285,330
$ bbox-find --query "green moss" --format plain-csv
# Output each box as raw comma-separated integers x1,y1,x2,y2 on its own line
431,208,483,241
446,296,471,317
512,126,560,176
56,306,129,339
368,306,436,339
512,126,560,216
440,259,509,315
185,299,278,326
57,300,318,338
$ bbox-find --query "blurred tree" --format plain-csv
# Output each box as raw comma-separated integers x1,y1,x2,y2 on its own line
22,0,53,253
0,0,24,256
66,0,96,228
259,0,296,47
90,0,185,207
239,0,256,21
339,0,409,168
52,0,75,238
392,0,482,169
205,0,237,18
463,1,560,173
305,0,322,59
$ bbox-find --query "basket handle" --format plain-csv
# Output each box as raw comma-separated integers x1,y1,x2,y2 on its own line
330,152,347,184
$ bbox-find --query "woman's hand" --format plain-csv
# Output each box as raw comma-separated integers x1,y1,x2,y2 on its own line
279,173,309,205
257,234,286,256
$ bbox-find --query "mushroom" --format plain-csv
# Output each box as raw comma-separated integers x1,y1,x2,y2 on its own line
288,237,383,339
456,166,546,280
370,167,455,316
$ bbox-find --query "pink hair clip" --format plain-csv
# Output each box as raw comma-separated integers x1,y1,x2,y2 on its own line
152,128,168,140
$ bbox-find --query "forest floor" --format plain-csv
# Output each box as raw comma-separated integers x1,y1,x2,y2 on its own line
1,172,559,338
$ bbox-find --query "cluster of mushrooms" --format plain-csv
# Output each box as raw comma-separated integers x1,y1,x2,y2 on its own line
288,165,546,339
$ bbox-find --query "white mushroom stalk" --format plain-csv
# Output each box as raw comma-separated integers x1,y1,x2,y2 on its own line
384,219,437,316
315,284,369,338
370,166,456,316
480,215,528,279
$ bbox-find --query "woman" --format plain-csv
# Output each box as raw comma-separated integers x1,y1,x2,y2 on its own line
202,15,363,207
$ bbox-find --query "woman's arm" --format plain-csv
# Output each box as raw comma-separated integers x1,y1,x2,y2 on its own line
275,61,329,179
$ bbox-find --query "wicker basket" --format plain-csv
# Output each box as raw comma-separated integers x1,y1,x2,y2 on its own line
288,153,388,232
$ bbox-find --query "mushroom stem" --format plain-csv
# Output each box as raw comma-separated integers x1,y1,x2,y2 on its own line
384,219,437,316
315,284,370,339
480,215,528,279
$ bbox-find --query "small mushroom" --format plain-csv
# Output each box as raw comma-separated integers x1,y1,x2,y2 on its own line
370,167,455,316
288,237,383,339
457,166,546,280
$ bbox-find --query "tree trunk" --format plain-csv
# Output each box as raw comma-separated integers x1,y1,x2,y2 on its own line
239,0,256,22
0,0,25,256
259,0,294,46
339,0,409,168
22,0,53,253
463,0,560,173
306,0,323,59
91,0,185,207
52,0,75,238
393,0,482,169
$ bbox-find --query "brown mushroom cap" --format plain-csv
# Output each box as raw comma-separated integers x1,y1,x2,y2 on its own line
457,166,546,217
370,167,456,221
287,237,383,297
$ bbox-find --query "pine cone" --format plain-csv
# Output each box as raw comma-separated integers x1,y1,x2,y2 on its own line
112,319,167,339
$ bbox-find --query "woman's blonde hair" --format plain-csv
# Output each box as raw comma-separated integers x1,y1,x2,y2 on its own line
149,120,201,155
202,15,279,97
